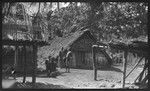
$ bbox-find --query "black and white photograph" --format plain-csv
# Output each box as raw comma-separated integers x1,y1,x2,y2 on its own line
2,1,148,89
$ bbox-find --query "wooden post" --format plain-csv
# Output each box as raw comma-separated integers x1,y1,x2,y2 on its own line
134,63,148,83
58,51,61,69
32,44,37,84
144,58,148,78
14,46,18,72
141,74,148,85
23,46,26,83
92,45,97,81
122,50,128,88
125,57,143,79
138,60,148,82
58,58,61,68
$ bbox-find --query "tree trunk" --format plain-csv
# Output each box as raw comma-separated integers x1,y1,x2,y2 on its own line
88,2,103,39
57,2,59,11
38,3,41,13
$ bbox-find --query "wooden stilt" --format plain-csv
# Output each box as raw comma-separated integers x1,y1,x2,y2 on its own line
13,45,18,79
23,46,26,83
14,46,18,72
125,56,144,79
92,45,97,81
122,50,128,88
32,44,37,85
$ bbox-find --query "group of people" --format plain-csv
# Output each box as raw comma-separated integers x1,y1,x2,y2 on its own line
45,48,72,77
45,57,57,77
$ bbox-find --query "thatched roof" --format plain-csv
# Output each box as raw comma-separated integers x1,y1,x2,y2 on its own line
2,19,44,41
2,12,34,40
108,37,148,57
2,20,48,45
2,24,49,46
38,30,96,59
2,24,33,41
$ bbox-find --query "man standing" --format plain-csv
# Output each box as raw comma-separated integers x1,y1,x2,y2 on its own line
65,49,72,73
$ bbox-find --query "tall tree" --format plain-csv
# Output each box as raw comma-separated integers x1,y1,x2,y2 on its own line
87,1,103,41
57,2,59,10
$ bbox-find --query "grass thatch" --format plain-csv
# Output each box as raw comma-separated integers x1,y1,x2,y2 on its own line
38,30,94,59
108,37,148,56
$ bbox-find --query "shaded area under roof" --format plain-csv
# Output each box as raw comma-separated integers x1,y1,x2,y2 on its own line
2,39,49,46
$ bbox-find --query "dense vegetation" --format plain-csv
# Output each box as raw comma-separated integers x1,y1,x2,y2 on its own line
2,2,148,42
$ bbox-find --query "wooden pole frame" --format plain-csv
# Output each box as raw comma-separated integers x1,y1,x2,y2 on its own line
122,50,128,88
92,45,97,81
32,44,37,85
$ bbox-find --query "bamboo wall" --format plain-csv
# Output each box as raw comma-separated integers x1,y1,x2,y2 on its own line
67,33,110,69
2,46,33,73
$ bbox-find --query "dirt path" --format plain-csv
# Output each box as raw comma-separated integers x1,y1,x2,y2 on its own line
15,66,142,89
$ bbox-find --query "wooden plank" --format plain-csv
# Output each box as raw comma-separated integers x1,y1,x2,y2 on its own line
23,46,26,83
92,45,97,81
125,56,144,79
122,50,128,88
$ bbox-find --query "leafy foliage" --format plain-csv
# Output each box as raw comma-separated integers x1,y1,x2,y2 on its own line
2,2,148,42
98,2,148,41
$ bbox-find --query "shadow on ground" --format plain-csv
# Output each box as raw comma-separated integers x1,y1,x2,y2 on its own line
36,71,67,78
98,66,123,73
12,81,69,89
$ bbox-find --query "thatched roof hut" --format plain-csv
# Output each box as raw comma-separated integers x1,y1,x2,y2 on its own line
38,29,96,59
38,29,113,69
2,14,49,73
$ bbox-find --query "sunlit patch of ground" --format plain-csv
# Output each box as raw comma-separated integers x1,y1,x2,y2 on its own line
2,65,142,89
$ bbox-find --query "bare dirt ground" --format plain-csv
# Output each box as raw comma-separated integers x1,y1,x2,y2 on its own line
13,65,142,89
